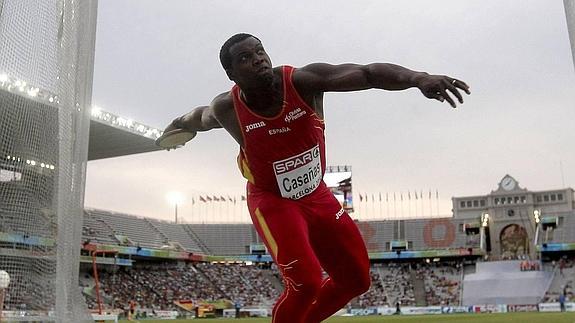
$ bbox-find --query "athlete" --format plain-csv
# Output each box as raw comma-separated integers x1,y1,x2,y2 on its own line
162,33,470,323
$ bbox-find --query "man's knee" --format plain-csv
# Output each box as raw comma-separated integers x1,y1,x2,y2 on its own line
283,274,324,302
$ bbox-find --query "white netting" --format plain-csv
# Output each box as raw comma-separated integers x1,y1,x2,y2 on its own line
565,0,575,69
0,0,97,321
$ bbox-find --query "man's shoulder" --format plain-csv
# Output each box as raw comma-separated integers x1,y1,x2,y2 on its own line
212,91,234,110
211,91,235,120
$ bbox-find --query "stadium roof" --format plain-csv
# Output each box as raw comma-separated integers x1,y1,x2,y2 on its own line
89,107,164,160
0,72,165,161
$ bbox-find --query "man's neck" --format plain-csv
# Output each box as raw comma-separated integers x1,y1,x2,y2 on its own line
239,73,282,111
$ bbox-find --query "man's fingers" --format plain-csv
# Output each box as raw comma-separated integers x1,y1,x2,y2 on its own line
446,81,464,104
439,88,457,108
453,79,471,95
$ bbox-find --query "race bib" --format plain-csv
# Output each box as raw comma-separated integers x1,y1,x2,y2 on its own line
273,145,322,200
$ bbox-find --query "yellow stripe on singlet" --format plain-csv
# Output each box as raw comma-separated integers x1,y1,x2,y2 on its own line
237,154,255,184
242,159,255,184
255,208,278,258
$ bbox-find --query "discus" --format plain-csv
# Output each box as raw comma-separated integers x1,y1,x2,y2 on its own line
155,128,197,149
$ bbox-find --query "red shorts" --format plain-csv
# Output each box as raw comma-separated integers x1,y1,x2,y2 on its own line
247,181,370,322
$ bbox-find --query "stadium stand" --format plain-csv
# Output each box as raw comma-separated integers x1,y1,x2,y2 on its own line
416,261,463,306
543,256,574,302
377,263,416,306
82,211,118,245
86,209,166,248
462,260,553,305
78,202,575,316
351,265,389,307
146,219,203,254
185,223,258,255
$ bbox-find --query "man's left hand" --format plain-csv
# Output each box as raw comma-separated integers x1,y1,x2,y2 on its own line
417,75,471,108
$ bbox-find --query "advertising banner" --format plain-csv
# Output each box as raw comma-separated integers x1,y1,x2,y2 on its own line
441,306,470,314
472,304,508,313
400,306,443,315
507,304,538,312
350,308,378,316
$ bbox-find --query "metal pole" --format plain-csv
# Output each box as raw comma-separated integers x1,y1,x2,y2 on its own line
92,251,103,315
480,227,485,252
175,203,178,224
0,288,4,323
564,0,575,70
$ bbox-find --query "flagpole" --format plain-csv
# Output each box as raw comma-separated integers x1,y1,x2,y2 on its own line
414,191,418,218
379,193,382,220
371,194,375,220
400,192,404,218
386,193,389,220
393,192,397,219
408,192,411,218
436,189,440,217
429,189,432,217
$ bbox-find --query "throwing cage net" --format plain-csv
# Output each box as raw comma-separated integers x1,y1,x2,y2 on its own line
565,0,575,69
0,0,97,321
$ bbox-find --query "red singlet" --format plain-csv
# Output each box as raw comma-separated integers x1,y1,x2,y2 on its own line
233,65,326,200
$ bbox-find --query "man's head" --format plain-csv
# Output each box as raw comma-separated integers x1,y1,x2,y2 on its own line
219,33,273,87
219,33,259,71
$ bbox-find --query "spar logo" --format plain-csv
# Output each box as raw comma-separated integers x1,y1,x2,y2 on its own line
284,107,306,123
273,146,320,175
245,121,266,133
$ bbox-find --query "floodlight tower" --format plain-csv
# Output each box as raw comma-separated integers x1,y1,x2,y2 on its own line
167,191,185,223
480,213,490,252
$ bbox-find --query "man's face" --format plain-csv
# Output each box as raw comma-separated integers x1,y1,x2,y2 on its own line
227,37,273,87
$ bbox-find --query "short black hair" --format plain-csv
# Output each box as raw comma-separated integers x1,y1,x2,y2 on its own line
219,33,260,71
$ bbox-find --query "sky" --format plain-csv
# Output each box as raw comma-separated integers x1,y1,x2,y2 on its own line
85,0,575,223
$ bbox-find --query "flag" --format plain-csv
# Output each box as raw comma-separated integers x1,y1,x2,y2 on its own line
220,196,226,202
379,192,382,202
420,190,423,199
372,194,375,202
200,196,207,203
436,189,439,199
408,191,411,200
393,192,396,201
228,196,233,202
192,197,196,205
386,192,389,202
241,195,246,201
429,189,432,199
359,194,363,202
233,197,237,204
401,193,403,201
414,190,418,200
213,196,220,202
365,194,368,202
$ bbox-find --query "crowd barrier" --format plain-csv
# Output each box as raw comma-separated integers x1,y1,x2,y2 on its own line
344,302,575,316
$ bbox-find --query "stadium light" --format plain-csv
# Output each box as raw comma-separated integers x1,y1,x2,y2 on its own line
0,72,59,105
533,209,541,223
90,105,163,139
166,191,185,224
481,213,490,227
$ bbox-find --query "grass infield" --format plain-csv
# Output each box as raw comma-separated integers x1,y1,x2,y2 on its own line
116,312,574,323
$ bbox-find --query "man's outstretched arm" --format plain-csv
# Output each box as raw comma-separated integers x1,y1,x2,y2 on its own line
295,63,470,108
163,96,225,133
